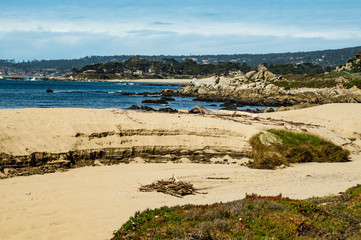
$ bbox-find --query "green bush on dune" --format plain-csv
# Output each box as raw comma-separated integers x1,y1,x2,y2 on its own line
112,185,361,239
248,129,350,169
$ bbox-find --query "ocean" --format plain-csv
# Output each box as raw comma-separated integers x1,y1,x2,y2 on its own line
0,79,270,111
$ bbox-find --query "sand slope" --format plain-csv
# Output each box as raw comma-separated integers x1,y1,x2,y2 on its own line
0,103,360,240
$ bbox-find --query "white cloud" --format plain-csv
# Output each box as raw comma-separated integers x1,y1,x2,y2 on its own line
1,0,361,60
1,16,360,42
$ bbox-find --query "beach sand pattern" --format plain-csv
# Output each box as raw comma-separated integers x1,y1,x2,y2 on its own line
0,103,360,240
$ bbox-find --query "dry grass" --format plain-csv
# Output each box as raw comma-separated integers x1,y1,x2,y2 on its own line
248,129,350,169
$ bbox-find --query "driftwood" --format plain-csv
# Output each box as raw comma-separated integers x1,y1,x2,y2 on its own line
206,177,230,180
193,106,259,119
139,176,197,198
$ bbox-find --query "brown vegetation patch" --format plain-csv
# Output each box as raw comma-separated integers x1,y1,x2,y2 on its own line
139,177,200,198
249,129,350,169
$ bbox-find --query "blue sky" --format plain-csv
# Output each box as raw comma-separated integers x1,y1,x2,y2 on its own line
0,0,360,61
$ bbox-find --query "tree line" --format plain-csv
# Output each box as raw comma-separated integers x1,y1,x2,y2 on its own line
72,56,331,79
1,46,361,76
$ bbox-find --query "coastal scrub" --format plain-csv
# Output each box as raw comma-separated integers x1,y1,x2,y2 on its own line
112,185,361,239
248,129,350,169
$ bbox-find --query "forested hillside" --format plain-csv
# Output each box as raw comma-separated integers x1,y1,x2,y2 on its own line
1,46,360,76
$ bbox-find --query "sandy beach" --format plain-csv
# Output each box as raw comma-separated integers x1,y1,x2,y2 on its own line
0,103,360,240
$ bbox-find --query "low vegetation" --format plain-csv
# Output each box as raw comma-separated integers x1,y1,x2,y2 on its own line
112,185,361,239
248,129,350,169
272,72,361,89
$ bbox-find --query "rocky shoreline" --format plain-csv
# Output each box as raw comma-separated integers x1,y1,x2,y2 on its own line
161,65,361,109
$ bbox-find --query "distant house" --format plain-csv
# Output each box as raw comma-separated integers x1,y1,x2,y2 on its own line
354,52,361,59
83,70,97,74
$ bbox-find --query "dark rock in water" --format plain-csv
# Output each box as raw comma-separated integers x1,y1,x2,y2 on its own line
158,108,178,113
219,101,237,110
140,106,155,111
236,103,245,108
160,96,175,101
138,92,161,96
209,104,217,107
220,106,237,111
46,88,54,93
219,100,234,107
129,105,140,109
142,99,168,104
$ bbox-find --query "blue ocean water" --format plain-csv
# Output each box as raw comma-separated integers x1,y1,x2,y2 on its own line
0,79,270,111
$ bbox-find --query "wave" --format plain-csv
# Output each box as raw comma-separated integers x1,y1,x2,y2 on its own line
54,90,122,94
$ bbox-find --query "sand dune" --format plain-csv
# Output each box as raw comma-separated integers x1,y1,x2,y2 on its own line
0,103,360,240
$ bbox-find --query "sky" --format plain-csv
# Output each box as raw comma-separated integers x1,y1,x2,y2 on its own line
0,0,360,61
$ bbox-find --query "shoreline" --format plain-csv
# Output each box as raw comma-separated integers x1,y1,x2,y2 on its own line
1,76,216,84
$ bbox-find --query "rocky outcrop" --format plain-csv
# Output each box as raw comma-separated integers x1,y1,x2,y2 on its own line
163,64,361,107
335,58,361,72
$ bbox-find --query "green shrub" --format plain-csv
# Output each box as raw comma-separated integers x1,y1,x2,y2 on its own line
174,75,192,79
248,129,350,169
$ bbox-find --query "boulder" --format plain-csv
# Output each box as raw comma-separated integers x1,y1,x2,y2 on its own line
129,105,140,109
182,85,196,95
245,71,257,79
252,72,264,80
197,87,210,95
248,82,256,88
158,108,178,113
263,107,274,113
264,71,275,80
257,64,268,72
141,99,168,104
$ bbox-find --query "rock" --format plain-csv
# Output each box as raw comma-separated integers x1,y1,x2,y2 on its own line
3,168,16,175
158,108,178,113
220,105,237,110
93,160,103,166
263,107,274,113
335,77,349,84
245,71,257,79
129,105,140,109
257,64,268,72
248,82,256,88
46,88,54,93
181,86,196,95
219,101,237,110
252,72,264,80
140,106,155,111
160,96,175,101
141,99,168,104
264,71,275,80
197,87,210,95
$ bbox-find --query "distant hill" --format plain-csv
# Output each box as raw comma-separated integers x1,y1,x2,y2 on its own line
1,46,361,76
